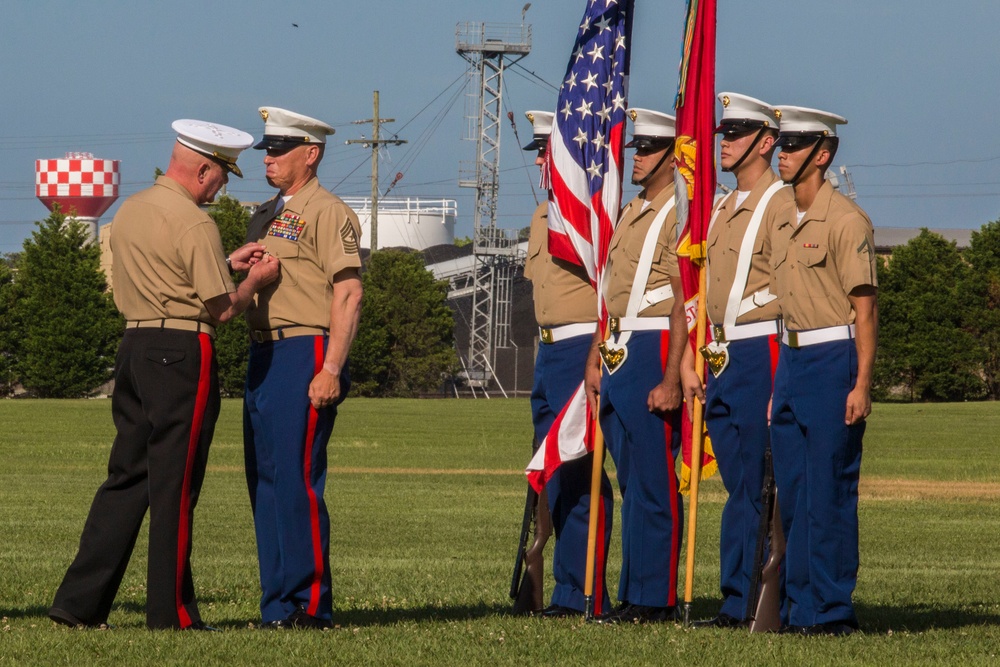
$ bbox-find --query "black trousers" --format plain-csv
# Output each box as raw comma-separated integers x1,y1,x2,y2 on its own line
51,328,220,629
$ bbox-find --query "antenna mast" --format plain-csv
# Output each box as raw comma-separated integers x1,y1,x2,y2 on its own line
455,19,531,390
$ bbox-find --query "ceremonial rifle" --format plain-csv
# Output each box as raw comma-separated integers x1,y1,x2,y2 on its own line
746,445,786,632
510,438,552,614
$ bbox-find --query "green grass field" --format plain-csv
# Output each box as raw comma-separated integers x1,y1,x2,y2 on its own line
1,399,998,666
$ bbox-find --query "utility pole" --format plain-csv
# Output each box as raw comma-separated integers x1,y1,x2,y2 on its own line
346,90,406,252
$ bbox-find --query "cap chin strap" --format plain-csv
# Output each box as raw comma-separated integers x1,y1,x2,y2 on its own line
722,128,766,173
789,139,824,185
632,143,674,187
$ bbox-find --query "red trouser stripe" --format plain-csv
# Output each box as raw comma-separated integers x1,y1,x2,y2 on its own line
659,329,681,606
594,499,607,616
768,333,780,386
175,332,212,628
303,336,326,616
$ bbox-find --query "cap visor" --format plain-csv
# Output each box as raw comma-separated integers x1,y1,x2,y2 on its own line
253,136,309,151
775,133,822,149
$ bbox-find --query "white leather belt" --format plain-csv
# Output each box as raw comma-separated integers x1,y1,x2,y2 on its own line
539,322,597,344
782,324,856,348
712,319,779,343
608,316,670,334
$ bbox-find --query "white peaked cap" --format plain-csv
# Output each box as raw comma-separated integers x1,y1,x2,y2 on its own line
717,92,779,130
254,107,336,149
523,110,554,150
626,108,676,148
525,110,554,136
773,105,848,136
172,119,253,177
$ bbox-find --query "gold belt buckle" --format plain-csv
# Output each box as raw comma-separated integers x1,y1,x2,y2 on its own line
700,342,730,377
608,317,621,334
598,340,627,373
787,331,799,348
712,324,726,343
540,328,554,344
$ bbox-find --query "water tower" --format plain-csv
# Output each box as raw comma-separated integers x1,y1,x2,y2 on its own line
35,152,120,242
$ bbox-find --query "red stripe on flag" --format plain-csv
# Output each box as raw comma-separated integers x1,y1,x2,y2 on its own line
594,498,607,616
659,329,681,606
175,332,212,629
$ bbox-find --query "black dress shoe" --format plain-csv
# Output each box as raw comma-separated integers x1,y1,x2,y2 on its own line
259,607,332,630
48,607,111,629
538,604,583,618
286,607,332,630
185,621,219,632
692,613,747,629
780,621,858,637
595,604,676,624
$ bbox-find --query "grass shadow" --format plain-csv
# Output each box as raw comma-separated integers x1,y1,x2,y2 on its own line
857,601,1000,633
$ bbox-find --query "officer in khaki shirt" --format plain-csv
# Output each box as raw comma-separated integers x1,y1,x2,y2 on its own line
50,120,279,630
243,107,363,630
683,93,792,628
521,111,613,618
769,106,878,636
584,109,688,624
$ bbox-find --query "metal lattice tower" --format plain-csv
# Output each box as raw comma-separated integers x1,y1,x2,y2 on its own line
455,21,530,388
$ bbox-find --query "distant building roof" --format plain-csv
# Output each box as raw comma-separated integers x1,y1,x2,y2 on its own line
874,227,974,252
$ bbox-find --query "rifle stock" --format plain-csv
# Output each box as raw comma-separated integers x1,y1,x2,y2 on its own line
510,437,552,615
509,484,536,601
511,487,551,614
746,446,786,633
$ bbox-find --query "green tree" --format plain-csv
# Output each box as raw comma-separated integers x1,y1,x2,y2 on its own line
962,220,1000,399
874,229,985,401
209,195,252,397
351,249,456,397
13,210,121,397
0,256,18,394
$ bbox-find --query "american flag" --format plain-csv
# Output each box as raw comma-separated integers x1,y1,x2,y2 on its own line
526,0,634,493
546,0,634,295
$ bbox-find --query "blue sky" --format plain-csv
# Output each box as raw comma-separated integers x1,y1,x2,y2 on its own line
2,0,998,253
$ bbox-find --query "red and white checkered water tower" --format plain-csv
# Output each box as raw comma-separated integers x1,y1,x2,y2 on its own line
35,152,120,242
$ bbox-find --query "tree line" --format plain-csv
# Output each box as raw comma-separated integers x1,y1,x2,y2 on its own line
0,198,455,399
1,204,997,402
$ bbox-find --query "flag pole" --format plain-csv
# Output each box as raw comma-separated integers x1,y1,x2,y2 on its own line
583,404,604,621
682,263,709,625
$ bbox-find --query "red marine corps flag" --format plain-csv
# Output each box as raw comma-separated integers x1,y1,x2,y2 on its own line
526,0,634,493
673,0,718,623
674,0,718,494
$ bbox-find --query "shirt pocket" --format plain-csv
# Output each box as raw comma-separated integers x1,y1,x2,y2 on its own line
263,235,300,287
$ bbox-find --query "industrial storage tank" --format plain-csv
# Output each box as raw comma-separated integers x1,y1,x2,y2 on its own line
35,152,120,243
342,197,456,251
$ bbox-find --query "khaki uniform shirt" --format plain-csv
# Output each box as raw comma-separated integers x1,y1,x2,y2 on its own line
705,169,792,325
110,176,234,323
603,187,679,319
770,181,877,331
246,177,362,331
98,222,113,289
524,203,596,326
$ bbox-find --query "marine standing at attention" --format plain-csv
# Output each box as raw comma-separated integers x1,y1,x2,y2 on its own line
584,108,688,624
243,106,364,630
49,120,279,630
522,110,613,618
769,105,878,636
683,93,792,628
